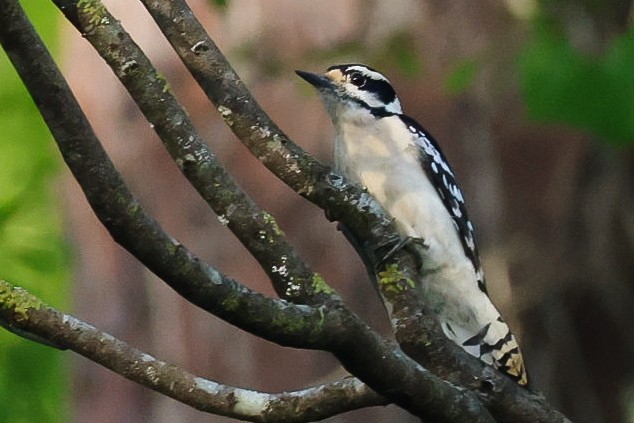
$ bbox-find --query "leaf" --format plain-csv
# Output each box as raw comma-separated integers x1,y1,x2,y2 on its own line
445,59,480,95
519,20,634,145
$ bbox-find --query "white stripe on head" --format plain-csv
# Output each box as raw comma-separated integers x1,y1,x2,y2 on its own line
346,65,390,83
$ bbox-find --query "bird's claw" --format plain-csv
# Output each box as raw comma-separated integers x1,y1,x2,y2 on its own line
375,235,427,270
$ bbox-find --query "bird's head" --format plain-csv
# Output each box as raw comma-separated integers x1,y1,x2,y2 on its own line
296,64,402,120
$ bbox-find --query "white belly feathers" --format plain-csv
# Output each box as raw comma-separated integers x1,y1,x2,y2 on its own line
333,114,504,352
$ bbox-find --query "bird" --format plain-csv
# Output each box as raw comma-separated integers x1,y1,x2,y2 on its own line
296,64,528,386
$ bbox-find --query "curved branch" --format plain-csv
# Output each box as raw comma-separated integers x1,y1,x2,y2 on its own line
52,0,333,306
0,0,327,351
0,280,386,422
138,0,399,254
135,1,572,422
1,2,497,422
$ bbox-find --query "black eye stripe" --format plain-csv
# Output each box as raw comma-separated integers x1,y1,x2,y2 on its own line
325,64,398,108
349,72,366,87
357,77,396,105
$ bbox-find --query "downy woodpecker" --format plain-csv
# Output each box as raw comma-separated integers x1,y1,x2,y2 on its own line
296,64,528,386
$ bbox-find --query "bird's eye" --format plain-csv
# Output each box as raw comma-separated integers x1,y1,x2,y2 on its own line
349,72,366,88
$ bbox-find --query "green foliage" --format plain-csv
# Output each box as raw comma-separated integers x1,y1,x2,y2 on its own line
519,19,634,145
208,0,228,9
373,32,424,76
0,2,69,423
445,58,480,95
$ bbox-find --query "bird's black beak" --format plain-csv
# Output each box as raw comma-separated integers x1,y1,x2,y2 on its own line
295,70,333,89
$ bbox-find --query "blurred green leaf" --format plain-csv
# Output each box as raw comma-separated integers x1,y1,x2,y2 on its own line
0,2,69,423
519,19,634,145
445,58,480,95
374,32,424,76
208,0,228,9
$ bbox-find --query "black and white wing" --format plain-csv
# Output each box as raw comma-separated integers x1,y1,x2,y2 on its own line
398,114,486,293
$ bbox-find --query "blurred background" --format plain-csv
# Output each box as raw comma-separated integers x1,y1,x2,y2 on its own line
1,0,633,422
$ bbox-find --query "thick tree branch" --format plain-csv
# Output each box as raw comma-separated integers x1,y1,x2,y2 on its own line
0,280,386,422
0,0,328,351
132,0,470,393
1,1,497,422
138,0,400,258
135,1,572,422
55,0,333,306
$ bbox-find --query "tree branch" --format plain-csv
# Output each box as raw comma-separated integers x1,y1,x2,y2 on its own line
0,0,574,420
138,0,400,257
126,0,566,421
1,1,498,421
135,1,572,422
0,0,328,352
56,0,333,306
0,280,386,422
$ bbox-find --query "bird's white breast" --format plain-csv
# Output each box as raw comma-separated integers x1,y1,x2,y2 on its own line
333,112,504,350
334,114,466,267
